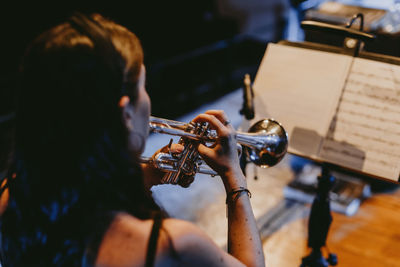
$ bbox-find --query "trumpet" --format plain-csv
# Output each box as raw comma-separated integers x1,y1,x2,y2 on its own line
141,116,288,186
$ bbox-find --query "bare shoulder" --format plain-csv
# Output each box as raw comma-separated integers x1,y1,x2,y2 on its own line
95,212,154,267
162,218,245,267
95,213,244,267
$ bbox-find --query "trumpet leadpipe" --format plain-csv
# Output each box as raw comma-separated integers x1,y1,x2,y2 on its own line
149,116,217,142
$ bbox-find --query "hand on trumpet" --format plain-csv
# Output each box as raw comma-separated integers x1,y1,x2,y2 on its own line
141,140,193,190
142,110,287,191
192,110,247,192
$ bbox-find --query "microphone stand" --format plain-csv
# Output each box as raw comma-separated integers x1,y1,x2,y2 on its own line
239,73,255,177
240,73,255,120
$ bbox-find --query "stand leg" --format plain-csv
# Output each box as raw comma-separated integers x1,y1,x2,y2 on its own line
301,165,338,267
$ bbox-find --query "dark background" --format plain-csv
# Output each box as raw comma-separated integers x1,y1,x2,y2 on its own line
0,1,287,119
2,1,399,119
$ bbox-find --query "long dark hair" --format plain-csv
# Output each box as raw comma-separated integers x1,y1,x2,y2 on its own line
1,13,158,266
0,74,16,175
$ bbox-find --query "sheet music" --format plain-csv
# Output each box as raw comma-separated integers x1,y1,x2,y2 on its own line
253,42,400,181
319,58,400,181
253,43,352,158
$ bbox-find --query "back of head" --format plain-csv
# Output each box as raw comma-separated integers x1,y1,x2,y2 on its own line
1,13,155,266
18,13,142,166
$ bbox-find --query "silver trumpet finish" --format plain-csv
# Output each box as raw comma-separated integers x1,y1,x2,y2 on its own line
141,116,288,186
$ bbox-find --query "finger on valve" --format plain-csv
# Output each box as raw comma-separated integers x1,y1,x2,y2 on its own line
204,110,233,129
192,113,230,137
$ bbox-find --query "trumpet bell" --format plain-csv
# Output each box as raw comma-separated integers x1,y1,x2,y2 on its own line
245,119,288,168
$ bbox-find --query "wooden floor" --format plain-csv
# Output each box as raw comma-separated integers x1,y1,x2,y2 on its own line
263,188,400,267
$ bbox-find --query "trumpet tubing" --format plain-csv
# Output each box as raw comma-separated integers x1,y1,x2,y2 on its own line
144,116,288,185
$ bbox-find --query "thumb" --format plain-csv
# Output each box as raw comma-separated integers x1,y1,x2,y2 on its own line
169,143,184,154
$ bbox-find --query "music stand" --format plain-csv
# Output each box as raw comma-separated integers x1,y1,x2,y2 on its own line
299,14,374,267
249,10,400,264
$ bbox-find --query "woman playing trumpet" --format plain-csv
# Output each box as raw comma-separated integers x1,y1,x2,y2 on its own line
0,13,264,266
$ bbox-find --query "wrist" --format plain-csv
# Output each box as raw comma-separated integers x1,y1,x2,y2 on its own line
226,187,252,205
221,168,247,193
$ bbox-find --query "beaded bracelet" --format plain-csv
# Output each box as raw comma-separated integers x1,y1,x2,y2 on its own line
226,186,252,205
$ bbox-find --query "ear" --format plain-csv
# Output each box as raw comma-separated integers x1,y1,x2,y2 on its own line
119,96,134,130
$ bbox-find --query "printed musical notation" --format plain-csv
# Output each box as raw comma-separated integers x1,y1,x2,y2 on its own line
253,43,400,181
319,58,400,180
253,43,352,159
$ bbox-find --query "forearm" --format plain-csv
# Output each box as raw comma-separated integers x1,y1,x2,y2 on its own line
225,173,265,267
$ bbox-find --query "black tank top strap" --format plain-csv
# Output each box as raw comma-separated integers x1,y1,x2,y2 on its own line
145,211,163,267
83,211,167,267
